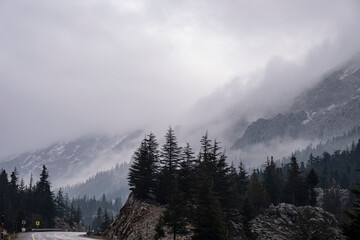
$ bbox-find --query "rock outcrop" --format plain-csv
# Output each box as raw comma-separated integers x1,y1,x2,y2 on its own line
251,203,345,240
105,193,195,240
104,193,165,240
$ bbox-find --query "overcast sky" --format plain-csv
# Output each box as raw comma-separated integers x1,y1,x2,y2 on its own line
1,0,360,157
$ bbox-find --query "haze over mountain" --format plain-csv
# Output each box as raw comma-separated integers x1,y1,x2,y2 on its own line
2,55,360,200
1,0,360,159
229,57,360,166
1,0,360,199
0,130,142,188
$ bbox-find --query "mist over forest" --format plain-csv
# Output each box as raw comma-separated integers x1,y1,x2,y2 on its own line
2,1,360,240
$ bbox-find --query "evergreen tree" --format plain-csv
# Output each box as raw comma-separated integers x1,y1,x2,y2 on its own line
263,157,282,204
322,180,342,219
319,166,330,189
237,162,248,197
75,205,82,224
198,132,212,163
159,180,188,240
155,126,181,204
128,134,159,200
35,165,56,227
101,209,111,232
192,171,226,240
19,178,26,192
0,169,9,215
160,126,181,175
178,143,196,204
342,171,360,239
92,207,103,233
55,188,67,219
245,171,270,216
283,156,307,206
9,167,19,191
307,168,319,206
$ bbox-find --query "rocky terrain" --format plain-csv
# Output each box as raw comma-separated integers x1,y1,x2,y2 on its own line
251,203,345,240
104,193,196,240
105,194,345,240
104,193,165,240
233,60,360,149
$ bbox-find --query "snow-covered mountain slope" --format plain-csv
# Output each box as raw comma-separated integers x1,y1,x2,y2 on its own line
0,130,142,188
232,59,360,150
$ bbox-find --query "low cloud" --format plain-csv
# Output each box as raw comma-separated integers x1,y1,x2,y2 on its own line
1,0,360,159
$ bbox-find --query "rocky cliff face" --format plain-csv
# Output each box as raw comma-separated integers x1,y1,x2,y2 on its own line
104,193,165,240
251,203,345,240
105,193,195,240
232,60,360,149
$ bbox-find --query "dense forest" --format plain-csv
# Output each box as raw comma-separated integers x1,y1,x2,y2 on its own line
0,165,121,235
128,127,360,240
0,165,58,232
2,127,360,239
71,193,122,229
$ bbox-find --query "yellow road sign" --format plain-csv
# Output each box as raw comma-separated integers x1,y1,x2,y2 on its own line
35,221,40,226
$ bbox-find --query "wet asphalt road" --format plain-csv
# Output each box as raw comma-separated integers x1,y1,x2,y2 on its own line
14,232,88,240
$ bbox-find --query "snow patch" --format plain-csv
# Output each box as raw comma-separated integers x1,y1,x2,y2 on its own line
339,63,360,80
326,104,336,111
49,144,65,155
301,111,312,125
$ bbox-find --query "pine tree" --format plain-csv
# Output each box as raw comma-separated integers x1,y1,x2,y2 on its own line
322,180,342,219
198,132,212,163
55,188,67,218
160,126,182,175
9,167,19,191
156,126,182,204
319,166,330,189
128,134,159,200
193,170,226,240
263,157,282,204
245,171,270,216
283,156,307,206
237,162,248,197
75,205,82,224
92,207,103,233
178,143,196,204
35,165,56,227
101,209,111,232
159,180,188,240
0,170,9,214
342,171,360,239
307,168,318,206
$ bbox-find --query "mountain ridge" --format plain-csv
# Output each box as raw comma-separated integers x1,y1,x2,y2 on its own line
232,60,360,150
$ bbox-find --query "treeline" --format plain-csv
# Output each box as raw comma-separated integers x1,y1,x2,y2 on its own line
0,165,60,231
287,125,360,168
63,162,130,201
128,128,355,239
70,194,122,228
306,139,360,189
0,163,125,234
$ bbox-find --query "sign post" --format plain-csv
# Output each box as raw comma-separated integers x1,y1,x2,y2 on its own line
1,213,4,240
21,220,26,232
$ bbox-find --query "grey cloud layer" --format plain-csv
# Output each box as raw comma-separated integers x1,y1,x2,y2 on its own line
1,0,359,157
